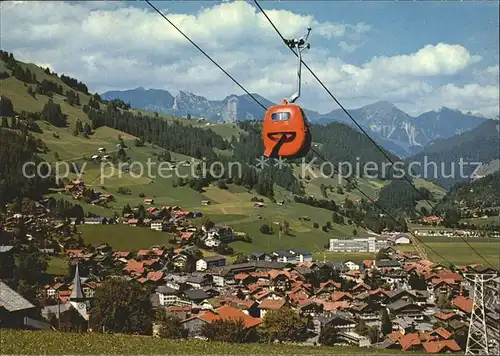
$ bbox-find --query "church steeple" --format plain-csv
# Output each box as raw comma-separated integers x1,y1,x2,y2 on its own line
70,262,84,301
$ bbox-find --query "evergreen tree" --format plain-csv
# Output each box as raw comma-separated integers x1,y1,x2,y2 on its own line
380,308,392,335
0,95,15,117
75,119,84,133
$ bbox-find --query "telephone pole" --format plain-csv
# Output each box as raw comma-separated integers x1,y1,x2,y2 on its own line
465,273,497,355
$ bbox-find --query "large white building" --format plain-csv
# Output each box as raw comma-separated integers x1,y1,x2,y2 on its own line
329,237,388,253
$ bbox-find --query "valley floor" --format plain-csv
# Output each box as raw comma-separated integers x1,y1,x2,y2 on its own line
0,330,403,355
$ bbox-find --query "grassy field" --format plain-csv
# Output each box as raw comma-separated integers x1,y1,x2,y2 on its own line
424,241,499,268
0,330,403,355
313,252,376,262
399,236,500,268
46,256,69,276
79,224,175,251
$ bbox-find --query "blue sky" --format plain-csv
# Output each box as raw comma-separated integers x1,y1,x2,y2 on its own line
1,1,498,116
148,1,499,64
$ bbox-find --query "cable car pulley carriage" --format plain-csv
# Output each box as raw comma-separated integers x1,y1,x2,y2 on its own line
263,27,312,159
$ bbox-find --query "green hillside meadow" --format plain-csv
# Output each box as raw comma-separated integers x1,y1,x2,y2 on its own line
1,55,498,268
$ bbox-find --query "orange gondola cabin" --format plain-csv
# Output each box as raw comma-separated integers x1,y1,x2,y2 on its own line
262,27,313,159
262,99,311,159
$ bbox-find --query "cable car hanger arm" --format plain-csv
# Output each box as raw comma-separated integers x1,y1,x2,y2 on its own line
284,27,311,104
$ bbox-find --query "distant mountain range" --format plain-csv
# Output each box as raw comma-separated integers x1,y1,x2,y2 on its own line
102,87,490,158
406,119,500,189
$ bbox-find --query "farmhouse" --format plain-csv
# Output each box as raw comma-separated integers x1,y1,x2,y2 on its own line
0,281,48,329
196,255,226,271
150,221,163,231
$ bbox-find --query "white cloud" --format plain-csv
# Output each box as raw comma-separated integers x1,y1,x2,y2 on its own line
365,43,481,77
0,1,497,117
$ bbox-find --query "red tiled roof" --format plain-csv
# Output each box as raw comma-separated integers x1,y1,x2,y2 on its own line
180,232,194,240
399,333,422,351
253,290,272,301
268,270,291,280
258,298,286,310
235,273,249,280
66,249,82,256
331,291,353,301
388,331,404,343
198,305,261,328
453,296,473,314
431,327,452,340
353,282,370,291
431,278,455,287
422,340,461,353
437,270,462,281
319,280,341,289
363,259,374,267
143,258,159,266
435,312,457,321
137,249,150,256
321,301,350,312
137,277,148,284
147,271,164,282
124,259,144,274
369,288,391,296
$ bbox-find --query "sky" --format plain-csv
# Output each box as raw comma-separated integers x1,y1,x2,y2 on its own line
1,0,498,117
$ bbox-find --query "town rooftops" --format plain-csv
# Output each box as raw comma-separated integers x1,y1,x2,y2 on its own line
375,259,402,268
197,305,261,328
155,285,177,295
218,261,289,276
183,289,209,301
0,280,35,312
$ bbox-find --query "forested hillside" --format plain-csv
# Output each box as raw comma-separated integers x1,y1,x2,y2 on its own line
440,171,500,211
0,49,448,234
310,122,400,176
407,119,499,189
0,129,55,210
